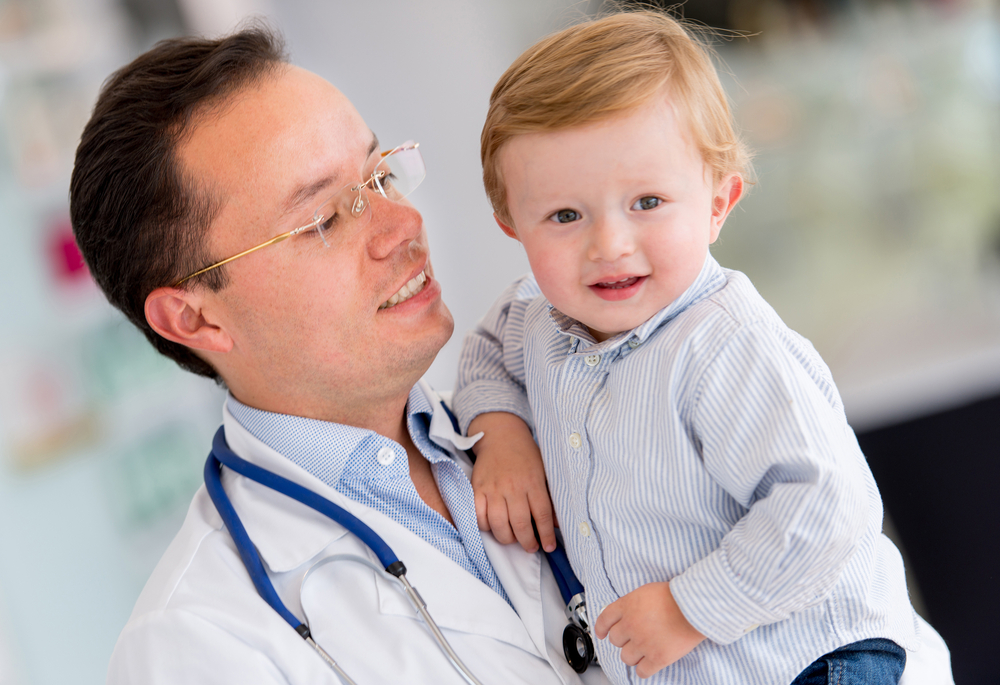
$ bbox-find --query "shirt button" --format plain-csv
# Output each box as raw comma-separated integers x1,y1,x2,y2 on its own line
376,446,397,465
744,623,760,633
568,432,582,449
584,354,601,367
628,338,640,348
578,521,591,537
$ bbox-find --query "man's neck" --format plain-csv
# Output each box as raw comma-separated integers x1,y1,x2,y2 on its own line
228,383,415,446
230,383,454,525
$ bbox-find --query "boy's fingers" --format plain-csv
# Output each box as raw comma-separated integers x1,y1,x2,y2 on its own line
618,640,642,667
527,494,557,552
487,497,516,545
594,601,620,639
508,498,540,552
635,658,661,679
474,491,489,532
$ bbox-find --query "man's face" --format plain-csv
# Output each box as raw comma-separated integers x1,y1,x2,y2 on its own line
498,95,740,342
178,66,453,417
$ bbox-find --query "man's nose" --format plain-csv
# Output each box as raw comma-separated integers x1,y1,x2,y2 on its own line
586,215,636,263
365,196,423,260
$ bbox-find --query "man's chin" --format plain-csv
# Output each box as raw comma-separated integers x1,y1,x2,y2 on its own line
411,308,455,375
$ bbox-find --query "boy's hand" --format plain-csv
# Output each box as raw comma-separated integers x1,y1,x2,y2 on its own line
594,582,706,679
468,412,557,553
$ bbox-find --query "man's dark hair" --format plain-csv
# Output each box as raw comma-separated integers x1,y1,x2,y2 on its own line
70,26,287,380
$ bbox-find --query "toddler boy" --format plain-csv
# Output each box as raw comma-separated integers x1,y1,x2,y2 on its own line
454,11,919,685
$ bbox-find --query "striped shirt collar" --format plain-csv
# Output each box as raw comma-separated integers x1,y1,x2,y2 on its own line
548,253,727,353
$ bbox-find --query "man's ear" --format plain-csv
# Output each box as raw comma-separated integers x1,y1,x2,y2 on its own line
709,173,744,243
494,213,520,241
145,287,233,353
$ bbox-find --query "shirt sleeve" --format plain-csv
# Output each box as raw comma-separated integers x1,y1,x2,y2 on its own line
669,321,873,645
453,275,543,435
108,609,289,685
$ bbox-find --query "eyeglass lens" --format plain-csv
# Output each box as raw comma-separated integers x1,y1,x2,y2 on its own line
312,142,425,245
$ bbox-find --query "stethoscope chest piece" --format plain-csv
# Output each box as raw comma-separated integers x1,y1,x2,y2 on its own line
562,623,596,673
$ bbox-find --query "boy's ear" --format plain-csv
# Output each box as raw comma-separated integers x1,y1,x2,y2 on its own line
145,287,234,354
493,213,520,241
709,173,744,243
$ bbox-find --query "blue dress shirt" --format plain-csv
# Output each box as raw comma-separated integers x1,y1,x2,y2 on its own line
227,385,510,605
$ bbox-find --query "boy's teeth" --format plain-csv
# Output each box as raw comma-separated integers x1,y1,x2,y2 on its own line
380,270,427,309
598,276,639,288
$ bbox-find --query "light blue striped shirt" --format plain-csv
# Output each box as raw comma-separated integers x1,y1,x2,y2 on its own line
227,387,510,605
454,254,918,685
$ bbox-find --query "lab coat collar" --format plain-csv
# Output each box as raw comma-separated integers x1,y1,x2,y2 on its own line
221,406,354,572
218,389,549,659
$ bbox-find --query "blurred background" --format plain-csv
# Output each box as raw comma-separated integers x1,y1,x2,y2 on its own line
0,0,996,683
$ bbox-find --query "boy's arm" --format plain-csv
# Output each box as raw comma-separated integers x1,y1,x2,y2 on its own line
455,275,556,553
668,322,872,645
453,275,540,433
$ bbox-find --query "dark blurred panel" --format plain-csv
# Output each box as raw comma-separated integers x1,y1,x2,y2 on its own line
117,0,185,43
858,394,1000,685
617,0,737,29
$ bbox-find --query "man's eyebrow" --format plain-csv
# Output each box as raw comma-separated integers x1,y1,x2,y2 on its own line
282,134,380,215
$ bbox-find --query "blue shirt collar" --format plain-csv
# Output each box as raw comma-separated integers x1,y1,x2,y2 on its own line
226,385,440,485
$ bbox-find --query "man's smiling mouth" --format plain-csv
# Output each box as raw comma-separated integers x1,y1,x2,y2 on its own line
379,269,428,309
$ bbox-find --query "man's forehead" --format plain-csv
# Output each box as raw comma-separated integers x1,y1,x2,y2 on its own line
178,66,373,221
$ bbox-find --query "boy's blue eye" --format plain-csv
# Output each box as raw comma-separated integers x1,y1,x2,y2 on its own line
551,209,581,224
633,196,661,211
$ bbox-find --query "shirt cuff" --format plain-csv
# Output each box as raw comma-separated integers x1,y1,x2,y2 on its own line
453,380,534,436
668,549,785,644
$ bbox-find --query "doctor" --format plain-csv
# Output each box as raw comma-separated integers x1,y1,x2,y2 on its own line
70,28,606,685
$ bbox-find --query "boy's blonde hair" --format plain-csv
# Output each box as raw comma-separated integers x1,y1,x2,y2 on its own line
482,10,750,225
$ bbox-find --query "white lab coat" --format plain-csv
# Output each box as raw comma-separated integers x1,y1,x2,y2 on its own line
107,386,611,685
107,384,952,684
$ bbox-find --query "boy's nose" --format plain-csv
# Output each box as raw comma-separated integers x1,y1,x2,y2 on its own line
365,196,424,260
587,216,636,263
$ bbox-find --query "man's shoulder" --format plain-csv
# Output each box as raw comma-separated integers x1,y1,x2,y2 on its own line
111,486,312,683
127,488,231,618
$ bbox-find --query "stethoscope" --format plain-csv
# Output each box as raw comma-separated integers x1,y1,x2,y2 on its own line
204,421,597,685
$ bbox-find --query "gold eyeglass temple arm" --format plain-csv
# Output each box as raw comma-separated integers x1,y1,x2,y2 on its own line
172,230,299,287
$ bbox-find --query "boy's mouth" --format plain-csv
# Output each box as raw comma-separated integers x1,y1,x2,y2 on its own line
379,268,428,309
593,276,641,290
589,275,646,301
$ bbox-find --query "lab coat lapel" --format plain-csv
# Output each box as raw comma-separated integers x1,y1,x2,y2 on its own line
365,507,542,656
221,406,543,656
221,409,352,573
420,382,555,661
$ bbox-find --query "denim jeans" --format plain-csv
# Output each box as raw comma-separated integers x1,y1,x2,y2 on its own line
790,638,906,685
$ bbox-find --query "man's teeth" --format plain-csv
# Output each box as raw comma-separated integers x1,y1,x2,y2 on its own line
380,270,427,309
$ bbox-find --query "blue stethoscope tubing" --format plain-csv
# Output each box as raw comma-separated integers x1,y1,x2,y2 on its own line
204,425,596,683
205,427,484,685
